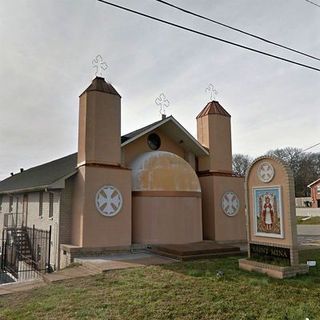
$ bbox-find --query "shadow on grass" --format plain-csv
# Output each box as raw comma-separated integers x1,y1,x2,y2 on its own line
160,248,320,286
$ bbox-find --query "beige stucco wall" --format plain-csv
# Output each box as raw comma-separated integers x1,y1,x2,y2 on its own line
199,175,246,242
131,151,201,192
197,114,232,173
132,195,202,244
78,91,121,166
213,176,246,242
71,165,132,248
199,176,215,240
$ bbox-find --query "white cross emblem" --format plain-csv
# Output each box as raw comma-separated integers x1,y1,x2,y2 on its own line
155,93,170,116
205,83,218,100
92,55,108,77
258,162,274,183
222,192,240,216
95,185,123,217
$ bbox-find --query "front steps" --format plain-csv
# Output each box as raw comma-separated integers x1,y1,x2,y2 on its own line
149,240,243,260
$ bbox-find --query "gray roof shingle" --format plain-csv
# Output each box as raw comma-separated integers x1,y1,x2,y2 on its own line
0,153,78,194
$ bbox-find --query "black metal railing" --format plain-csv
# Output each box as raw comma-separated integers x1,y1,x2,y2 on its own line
0,225,52,282
0,242,41,282
25,225,52,272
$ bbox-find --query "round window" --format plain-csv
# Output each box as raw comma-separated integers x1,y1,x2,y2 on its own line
147,133,161,150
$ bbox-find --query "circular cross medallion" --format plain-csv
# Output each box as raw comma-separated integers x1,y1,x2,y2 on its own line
95,185,123,217
222,192,240,217
257,162,274,183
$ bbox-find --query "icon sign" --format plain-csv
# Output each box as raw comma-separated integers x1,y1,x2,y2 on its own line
95,185,123,217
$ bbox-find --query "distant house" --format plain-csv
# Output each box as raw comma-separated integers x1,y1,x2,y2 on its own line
308,178,320,208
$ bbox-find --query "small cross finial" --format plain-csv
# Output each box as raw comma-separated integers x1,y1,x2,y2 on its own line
92,55,108,77
205,83,218,101
155,93,170,118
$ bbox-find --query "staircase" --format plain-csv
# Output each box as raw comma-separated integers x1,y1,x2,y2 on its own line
12,228,33,262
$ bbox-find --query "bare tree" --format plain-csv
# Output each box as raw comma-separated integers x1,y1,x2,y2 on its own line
267,147,320,196
232,154,252,177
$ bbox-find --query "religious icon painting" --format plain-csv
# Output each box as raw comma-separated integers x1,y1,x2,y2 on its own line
252,186,284,238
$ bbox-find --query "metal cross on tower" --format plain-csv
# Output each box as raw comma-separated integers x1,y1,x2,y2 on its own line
92,55,108,77
155,93,170,117
205,83,218,101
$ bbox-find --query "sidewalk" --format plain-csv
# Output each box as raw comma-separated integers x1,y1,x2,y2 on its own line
43,252,176,283
0,279,45,296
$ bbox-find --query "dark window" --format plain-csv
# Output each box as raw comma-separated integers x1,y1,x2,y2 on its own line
49,193,54,218
9,196,13,213
39,192,43,217
147,133,161,150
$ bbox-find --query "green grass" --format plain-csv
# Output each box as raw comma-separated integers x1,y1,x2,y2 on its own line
297,216,320,224
1,250,320,320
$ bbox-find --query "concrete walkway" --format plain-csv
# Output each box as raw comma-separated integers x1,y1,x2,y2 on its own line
0,252,176,295
0,279,45,296
43,252,176,283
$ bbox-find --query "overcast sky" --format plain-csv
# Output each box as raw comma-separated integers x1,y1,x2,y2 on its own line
0,0,319,179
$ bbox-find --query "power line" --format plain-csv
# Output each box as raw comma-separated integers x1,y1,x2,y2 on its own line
303,142,320,152
155,0,320,62
305,0,320,8
97,0,320,72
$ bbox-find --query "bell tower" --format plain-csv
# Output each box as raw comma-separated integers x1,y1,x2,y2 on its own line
77,77,121,166
196,100,245,243
71,77,132,248
196,100,232,173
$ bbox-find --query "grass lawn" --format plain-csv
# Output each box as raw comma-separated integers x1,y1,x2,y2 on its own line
297,216,320,225
1,250,320,320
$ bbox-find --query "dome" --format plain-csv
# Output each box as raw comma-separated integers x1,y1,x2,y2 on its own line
130,151,201,192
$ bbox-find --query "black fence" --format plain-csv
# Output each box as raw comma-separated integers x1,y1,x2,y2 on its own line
0,225,52,282
25,226,52,272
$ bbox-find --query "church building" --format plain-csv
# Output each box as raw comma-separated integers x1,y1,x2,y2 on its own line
0,77,246,270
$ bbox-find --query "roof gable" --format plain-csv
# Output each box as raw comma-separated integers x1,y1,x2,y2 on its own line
308,178,320,188
121,116,209,157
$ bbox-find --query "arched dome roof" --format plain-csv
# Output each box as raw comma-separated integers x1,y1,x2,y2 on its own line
130,151,201,192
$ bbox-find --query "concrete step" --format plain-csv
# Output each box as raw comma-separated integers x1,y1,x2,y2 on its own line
150,248,243,261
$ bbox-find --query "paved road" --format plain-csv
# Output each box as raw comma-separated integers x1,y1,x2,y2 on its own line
297,225,320,247
297,225,320,236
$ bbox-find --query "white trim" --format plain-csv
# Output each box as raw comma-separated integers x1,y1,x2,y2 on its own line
308,178,320,188
121,117,172,147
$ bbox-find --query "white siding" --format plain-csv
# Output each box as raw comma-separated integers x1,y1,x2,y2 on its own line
0,191,61,271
